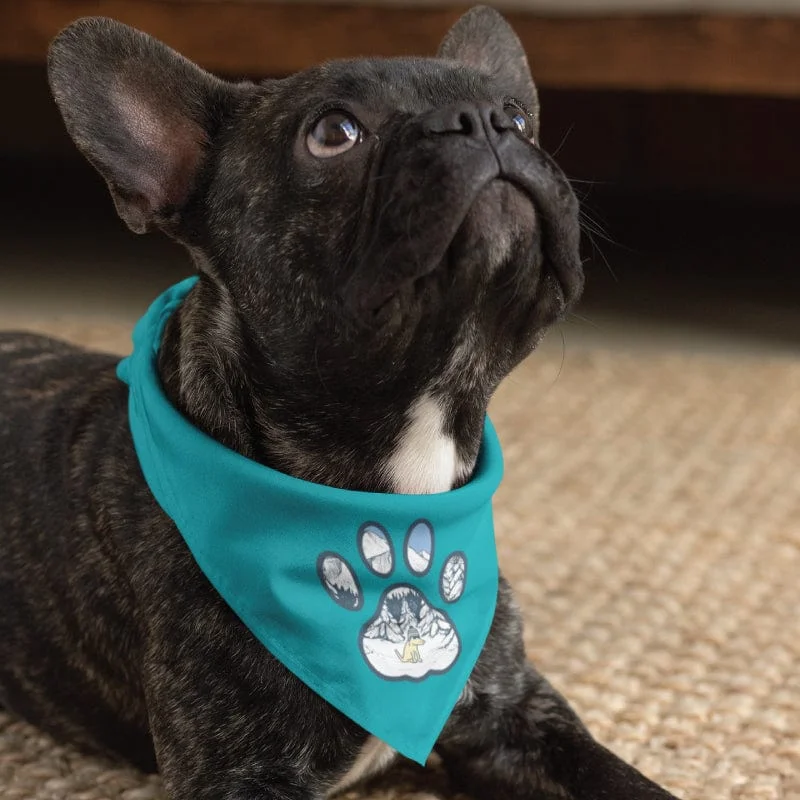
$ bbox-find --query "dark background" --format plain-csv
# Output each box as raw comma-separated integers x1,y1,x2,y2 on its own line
2,59,799,352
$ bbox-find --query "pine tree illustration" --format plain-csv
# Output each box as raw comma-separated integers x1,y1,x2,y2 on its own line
406,592,422,619
441,555,466,602
335,586,359,610
386,594,403,621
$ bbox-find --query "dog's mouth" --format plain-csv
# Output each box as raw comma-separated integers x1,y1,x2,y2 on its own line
496,139,584,311
341,140,583,328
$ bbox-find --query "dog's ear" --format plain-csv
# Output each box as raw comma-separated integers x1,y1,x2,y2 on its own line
48,17,247,235
438,7,539,136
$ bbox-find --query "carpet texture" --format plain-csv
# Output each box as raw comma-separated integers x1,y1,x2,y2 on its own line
1,316,798,800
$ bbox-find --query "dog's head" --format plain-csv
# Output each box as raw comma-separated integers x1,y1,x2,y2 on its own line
48,9,583,488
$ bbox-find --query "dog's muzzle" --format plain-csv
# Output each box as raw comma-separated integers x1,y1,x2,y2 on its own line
342,101,584,319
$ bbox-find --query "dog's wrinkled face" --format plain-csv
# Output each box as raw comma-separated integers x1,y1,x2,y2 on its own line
212,54,582,382
48,9,582,470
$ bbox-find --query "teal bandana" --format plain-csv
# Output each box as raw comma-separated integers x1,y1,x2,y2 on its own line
117,278,503,765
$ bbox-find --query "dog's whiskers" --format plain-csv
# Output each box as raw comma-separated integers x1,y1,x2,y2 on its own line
548,123,574,158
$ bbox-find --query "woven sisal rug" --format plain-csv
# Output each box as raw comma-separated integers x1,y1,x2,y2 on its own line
1,316,798,800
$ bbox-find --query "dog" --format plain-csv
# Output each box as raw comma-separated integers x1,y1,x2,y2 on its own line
396,628,425,664
0,7,679,799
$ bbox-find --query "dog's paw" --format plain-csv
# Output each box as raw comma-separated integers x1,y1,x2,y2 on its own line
317,521,466,680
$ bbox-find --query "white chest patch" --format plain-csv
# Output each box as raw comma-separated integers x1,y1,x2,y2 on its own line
383,394,461,494
330,397,467,792
328,736,397,796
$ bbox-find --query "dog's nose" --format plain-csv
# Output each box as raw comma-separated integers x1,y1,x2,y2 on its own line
422,103,515,141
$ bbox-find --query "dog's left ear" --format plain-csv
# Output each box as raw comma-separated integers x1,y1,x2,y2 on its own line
47,17,252,237
438,6,539,136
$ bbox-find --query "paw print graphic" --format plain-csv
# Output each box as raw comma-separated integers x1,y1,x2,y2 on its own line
317,520,467,680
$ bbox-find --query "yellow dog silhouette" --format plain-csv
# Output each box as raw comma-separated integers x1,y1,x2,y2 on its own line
395,627,425,663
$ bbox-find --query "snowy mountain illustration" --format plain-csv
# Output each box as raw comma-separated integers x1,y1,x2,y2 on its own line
360,585,460,679
359,526,393,575
406,548,431,574
405,521,433,576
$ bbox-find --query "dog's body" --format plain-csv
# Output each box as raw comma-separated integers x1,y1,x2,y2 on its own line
0,9,678,799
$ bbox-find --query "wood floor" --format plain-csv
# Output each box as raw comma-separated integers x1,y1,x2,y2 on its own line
3,1,800,96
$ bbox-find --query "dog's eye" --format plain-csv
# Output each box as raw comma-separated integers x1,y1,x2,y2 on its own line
504,103,534,142
307,112,362,158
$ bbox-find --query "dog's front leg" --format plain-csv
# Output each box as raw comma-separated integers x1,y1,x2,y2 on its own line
143,678,315,800
436,580,679,800
139,633,363,800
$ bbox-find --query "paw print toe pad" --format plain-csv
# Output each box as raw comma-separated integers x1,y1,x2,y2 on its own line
317,553,363,611
440,552,466,603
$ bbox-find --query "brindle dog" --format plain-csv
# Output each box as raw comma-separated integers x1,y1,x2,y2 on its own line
0,7,679,799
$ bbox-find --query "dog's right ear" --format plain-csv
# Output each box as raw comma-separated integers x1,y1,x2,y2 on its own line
438,7,539,137
48,17,248,235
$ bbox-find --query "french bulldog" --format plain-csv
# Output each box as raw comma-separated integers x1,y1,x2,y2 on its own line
0,8,679,799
